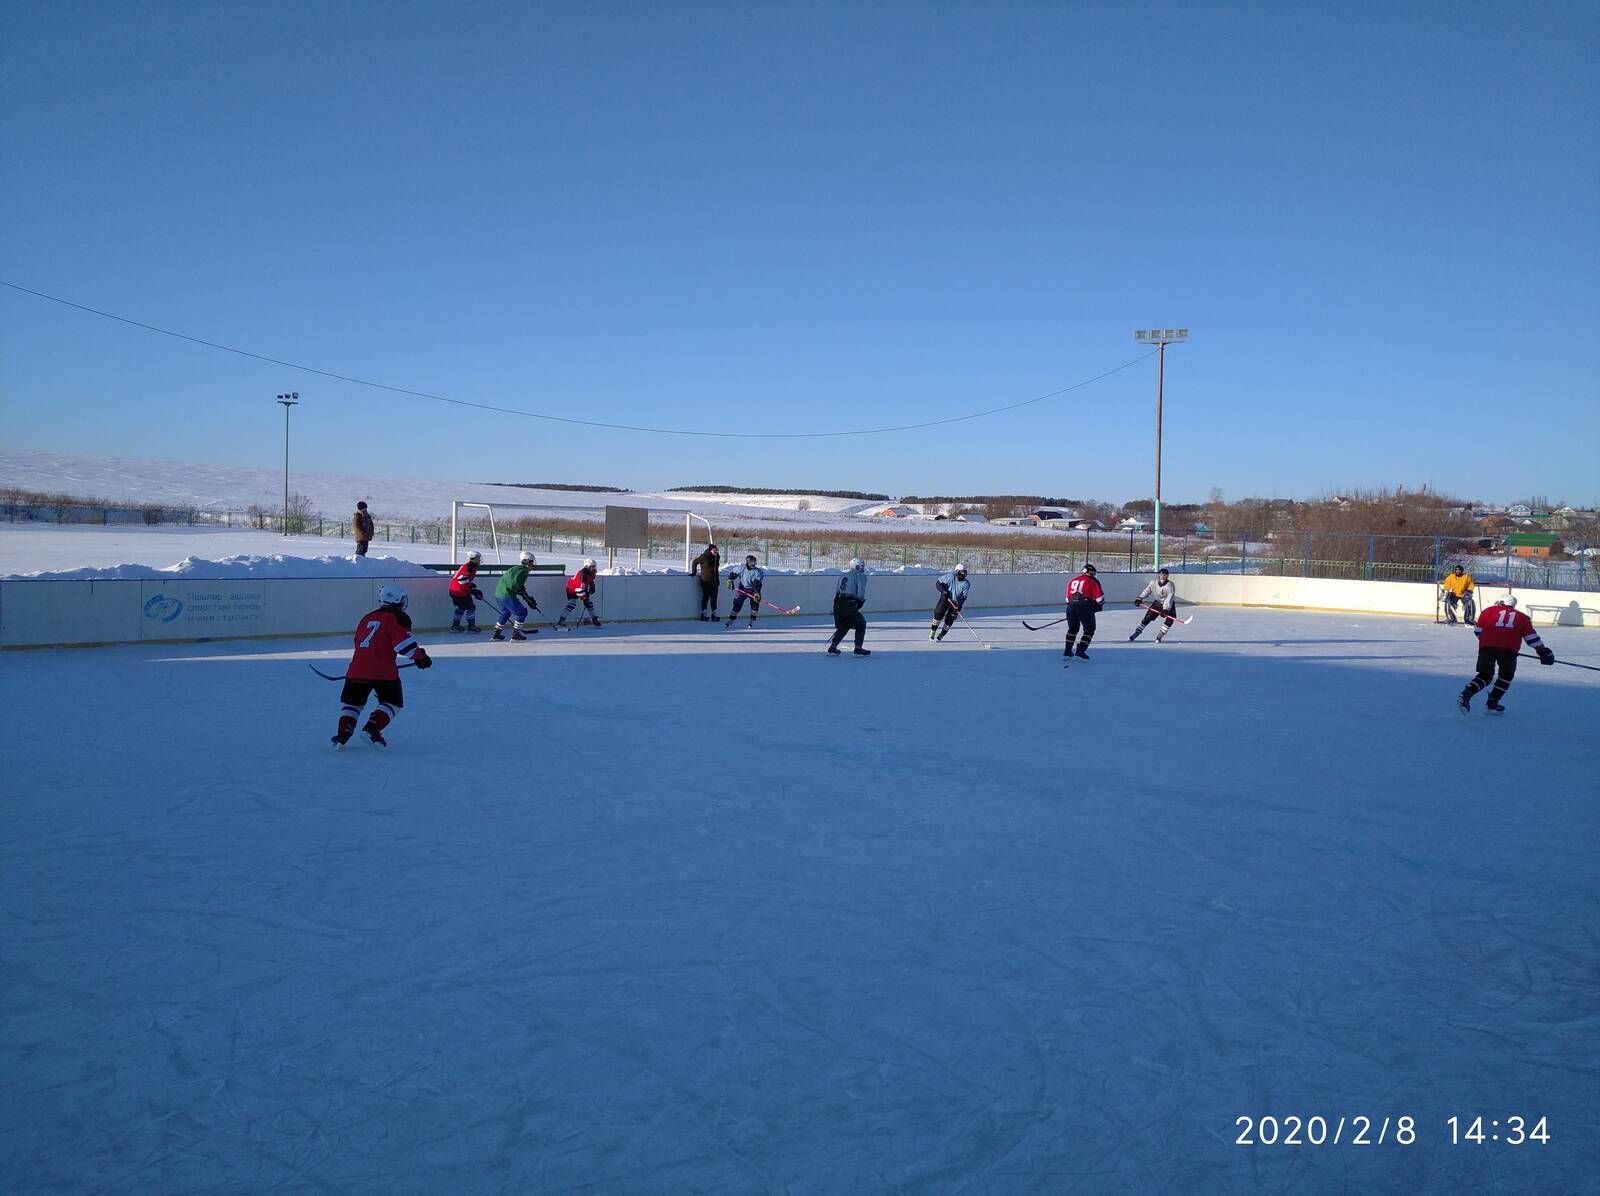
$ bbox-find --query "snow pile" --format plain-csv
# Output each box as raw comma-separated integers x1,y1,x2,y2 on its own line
6,552,436,582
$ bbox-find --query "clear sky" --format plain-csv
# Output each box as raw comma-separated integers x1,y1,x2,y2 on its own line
3,1,1596,505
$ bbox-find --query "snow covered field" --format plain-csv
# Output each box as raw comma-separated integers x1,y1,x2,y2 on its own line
3,608,1596,1191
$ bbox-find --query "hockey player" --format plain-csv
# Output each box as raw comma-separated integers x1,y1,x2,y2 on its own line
827,558,871,656
557,558,602,628
929,563,970,642
726,554,765,628
1440,565,1477,625
492,550,539,641
448,550,485,633
1064,563,1105,659
332,584,431,748
1129,567,1177,642
691,543,722,620
1458,594,1554,714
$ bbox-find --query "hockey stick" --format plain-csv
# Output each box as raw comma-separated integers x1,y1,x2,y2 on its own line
1517,653,1600,673
1134,600,1193,625
735,586,799,615
941,599,990,648
1021,615,1069,631
309,661,415,681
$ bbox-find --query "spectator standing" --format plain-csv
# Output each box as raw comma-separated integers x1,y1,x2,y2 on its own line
691,543,722,621
352,501,375,556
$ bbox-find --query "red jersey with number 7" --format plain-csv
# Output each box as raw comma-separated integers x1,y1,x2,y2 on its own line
1473,604,1543,652
347,608,418,680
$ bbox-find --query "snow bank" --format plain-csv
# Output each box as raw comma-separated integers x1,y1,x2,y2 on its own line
6,552,436,582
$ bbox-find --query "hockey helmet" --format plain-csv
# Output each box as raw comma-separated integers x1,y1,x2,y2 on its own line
848,557,865,571
466,550,482,564
954,562,967,575
1500,594,1517,608
582,557,597,570
1083,563,1098,574
1158,567,1169,577
520,550,536,566
745,554,758,566
377,584,408,610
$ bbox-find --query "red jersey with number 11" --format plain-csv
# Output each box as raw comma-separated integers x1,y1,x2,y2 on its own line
1474,604,1542,652
347,608,418,680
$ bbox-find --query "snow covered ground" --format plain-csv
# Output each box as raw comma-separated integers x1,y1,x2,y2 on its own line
0,448,892,526
3,608,1596,1191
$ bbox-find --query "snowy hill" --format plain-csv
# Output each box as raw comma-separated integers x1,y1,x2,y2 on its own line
2,448,898,527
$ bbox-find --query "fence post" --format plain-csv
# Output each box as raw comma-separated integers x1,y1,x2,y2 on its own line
1127,529,1134,572
902,543,909,567
1241,532,1249,574
1366,535,1375,580
1432,535,1441,580
1009,548,1017,572
1303,532,1310,578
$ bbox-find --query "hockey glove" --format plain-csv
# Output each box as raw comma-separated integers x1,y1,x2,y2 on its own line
411,648,433,669
471,586,484,599
1538,647,1555,665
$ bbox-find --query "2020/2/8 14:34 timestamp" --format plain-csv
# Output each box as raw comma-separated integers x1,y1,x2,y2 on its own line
1447,1116,1550,1145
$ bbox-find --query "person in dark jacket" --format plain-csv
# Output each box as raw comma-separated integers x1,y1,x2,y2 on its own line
690,543,722,620
353,501,375,556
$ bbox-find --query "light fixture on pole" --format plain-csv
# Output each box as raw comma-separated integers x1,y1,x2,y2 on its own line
275,392,299,535
1132,329,1188,571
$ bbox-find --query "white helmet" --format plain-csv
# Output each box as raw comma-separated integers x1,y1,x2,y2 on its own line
583,557,596,570
1500,594,1517,608
954,562,967,574
849,557,864,571
520,550,536,566
377,584,407,610
466,550,482,564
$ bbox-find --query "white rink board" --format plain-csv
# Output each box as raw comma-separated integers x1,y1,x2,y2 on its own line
3,569,1593,648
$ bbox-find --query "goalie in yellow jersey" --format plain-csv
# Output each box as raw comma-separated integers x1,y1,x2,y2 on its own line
1440,564,1476,625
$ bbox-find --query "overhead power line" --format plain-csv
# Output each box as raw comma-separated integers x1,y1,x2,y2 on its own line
1,279,1157,439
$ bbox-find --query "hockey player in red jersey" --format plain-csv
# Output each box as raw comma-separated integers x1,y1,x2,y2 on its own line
448,550,484,633
332,584,432,747
556,558,602,628
1063,563,1105,660
1458,594,1553,714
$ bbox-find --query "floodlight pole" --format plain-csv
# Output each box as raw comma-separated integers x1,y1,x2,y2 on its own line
1133,330,1188,571
276,392,299,535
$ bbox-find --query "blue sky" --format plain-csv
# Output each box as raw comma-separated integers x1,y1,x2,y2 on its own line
3,1,1596,504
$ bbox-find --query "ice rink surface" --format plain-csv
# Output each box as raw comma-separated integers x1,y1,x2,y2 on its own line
3,607,1596,1193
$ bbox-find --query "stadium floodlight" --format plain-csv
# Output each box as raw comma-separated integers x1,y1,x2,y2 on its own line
1132,332,1188,570
275,393,299,535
